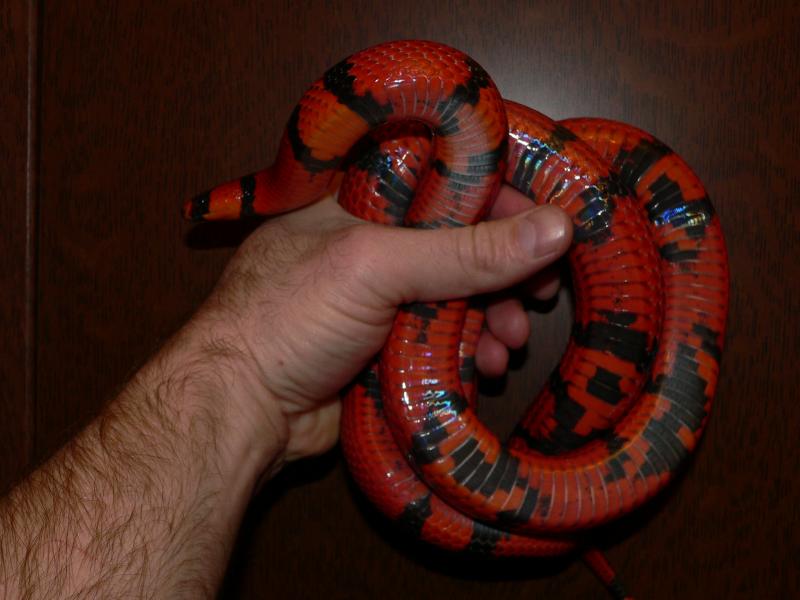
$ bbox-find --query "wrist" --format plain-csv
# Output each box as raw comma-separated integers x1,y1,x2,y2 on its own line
136,317,289,495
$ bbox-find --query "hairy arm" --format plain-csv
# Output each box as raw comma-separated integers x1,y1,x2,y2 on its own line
0,192,570,599
0,325,277,599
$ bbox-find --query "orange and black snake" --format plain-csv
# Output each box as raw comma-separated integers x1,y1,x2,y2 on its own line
184,40,729,598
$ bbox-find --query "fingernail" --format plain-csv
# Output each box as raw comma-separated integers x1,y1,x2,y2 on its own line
518,206,569,257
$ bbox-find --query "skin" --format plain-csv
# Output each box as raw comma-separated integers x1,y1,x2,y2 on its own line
0,186,572,598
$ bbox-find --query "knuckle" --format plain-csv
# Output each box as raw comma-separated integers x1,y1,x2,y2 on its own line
457,221,504,277
325,223,373,271
318,223,382,289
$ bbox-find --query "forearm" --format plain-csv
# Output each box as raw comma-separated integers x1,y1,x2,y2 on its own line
0,324,277,599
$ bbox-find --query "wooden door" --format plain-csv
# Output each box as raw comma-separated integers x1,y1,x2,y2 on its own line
2,2,797,598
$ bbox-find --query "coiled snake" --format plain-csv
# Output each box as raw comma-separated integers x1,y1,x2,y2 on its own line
184,40,729,598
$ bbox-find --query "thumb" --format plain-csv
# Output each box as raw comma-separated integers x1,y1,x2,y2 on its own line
371,204,573,304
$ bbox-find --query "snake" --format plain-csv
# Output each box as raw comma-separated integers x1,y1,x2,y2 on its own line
183,40,729,598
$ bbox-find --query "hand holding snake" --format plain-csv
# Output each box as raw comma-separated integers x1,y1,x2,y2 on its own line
185,40,728,598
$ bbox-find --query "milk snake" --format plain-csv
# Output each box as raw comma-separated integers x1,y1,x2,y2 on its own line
184,40,729,598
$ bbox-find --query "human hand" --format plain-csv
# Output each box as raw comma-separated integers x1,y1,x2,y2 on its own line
183,185,572,477
0,185,573,600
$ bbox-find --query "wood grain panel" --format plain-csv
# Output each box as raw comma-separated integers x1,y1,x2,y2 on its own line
33,1,799,598
0,0,35,492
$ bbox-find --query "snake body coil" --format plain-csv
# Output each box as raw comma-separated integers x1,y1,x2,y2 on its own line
184,40,729,597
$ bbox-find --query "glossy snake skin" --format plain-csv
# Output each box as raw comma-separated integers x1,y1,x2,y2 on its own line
184,41,729,598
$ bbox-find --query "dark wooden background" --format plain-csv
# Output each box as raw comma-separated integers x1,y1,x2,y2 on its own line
2,1,798,598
